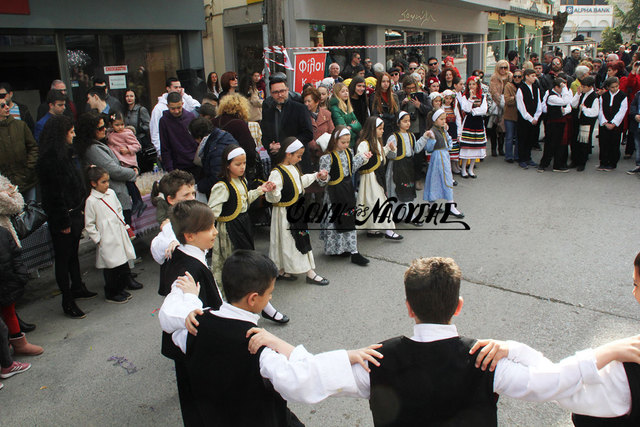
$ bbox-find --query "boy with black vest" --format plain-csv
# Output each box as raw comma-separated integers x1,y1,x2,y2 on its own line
341,257,640,426
539,77,573,172
167,250,381,427
158,200,223,426
570,76,599,172
598,77,628,171
515,69,543,169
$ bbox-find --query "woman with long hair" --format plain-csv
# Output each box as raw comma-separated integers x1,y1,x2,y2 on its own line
123,89,154,171
212,94,258,184
457,76,488,178
218,71,238,100
348,76,370,128
370,72,400,142
207,72,220,97
439,68,456,92
37,115,94,318
240,71,264,122
75,111,139,225
329,82,362,148
488,59,511,157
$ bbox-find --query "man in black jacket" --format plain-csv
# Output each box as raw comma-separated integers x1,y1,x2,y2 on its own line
261,76,313,172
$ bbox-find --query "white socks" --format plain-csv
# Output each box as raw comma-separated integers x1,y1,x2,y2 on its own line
468,160,475,175
263,302,283,321
447,201,461,215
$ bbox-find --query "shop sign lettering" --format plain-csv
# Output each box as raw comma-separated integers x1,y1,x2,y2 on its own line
399,9,436,26
564,6,612,14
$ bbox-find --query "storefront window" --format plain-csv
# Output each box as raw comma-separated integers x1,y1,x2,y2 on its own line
442,33,474,80
66,33,181,112
322,25,365,70
385,29,429,70
486,28,502,77
235,26,264,79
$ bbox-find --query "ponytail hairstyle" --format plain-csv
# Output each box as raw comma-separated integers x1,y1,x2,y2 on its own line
356,116,383,158
272,136,301,166
150,169,195,207
85,165,108,186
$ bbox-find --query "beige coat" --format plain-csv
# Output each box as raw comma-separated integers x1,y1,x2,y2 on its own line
84,188,136,269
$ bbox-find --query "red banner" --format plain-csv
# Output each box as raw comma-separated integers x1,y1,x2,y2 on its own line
293,52,327,94
0,0,30,15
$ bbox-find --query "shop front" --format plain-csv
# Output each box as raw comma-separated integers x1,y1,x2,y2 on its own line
0,0,205,115
216,0,509,82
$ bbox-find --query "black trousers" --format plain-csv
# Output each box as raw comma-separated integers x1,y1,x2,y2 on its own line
517,120,538,163
599,126,622,168
540,120,568,169
175,360,206,427
49,211,84,302
102,262,130,298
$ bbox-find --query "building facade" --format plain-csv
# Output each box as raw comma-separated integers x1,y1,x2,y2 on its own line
0,0,205,115
206,0,511,82
557,0,613,43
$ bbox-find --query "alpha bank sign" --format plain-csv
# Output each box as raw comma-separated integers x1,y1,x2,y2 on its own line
564,5,612,14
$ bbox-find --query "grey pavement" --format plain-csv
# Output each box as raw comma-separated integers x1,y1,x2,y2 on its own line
3,149,640,426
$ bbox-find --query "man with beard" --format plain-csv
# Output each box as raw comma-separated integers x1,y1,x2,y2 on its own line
261,75,313,172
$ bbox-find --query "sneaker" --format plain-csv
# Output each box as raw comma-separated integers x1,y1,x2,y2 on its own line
627,167,640,175
537,167,545,173
553,168,569,173
518,162,528,169
0,361,31,379
526,160,538,167
106,293,129,304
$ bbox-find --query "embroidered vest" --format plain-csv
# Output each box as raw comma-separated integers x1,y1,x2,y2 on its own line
273,165,299,207
328,149,353,185
394,132,416,160
217,178,248,223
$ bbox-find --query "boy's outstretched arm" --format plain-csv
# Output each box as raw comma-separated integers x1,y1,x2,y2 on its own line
246,327,381,403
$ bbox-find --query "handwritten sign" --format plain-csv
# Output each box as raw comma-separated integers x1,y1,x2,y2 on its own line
399,9,436,26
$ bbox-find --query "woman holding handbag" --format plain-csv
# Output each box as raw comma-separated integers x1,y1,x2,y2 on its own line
37,115,95,319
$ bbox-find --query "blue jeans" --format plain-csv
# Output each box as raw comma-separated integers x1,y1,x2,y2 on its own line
504,120,518,161
635,129,640,165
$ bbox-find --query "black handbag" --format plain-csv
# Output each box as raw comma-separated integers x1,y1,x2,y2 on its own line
11,200,48,240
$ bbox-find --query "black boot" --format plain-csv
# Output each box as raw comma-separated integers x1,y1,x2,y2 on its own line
126,275,144,290
71,282,98,300
498,134,505,156
62,298,86,319
16,312,36,333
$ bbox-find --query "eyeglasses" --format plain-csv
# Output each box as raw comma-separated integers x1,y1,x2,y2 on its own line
499,66,508,70
513,75,523,78
272,89,288,95
409,67,416,71
97,125,106,131
428,62,438,66
391,72,399,76
0,93,6,99
0,103,6,108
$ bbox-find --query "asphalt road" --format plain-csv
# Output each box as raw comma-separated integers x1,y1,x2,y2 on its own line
3,150,640,426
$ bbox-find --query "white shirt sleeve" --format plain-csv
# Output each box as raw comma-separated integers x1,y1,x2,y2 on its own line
182,93,201,112
158,282,203,337
570,92,582,109
259,346,361,404
612,97,628,127
582,98,600,118
150,222,177,265
471,96,487,116
555,361,631,417
546,87,573,107
494,347,603,401
457,92,473,113
533,88,543,121
516,88,534,123
149,105,162,153
599,97,606,125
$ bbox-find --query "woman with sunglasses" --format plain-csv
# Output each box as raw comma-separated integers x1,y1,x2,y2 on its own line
488,60,511,157
218,71,238,101
75,111,138,226
503,70,523,163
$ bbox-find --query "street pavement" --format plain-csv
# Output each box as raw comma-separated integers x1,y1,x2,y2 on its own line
3,149,640,426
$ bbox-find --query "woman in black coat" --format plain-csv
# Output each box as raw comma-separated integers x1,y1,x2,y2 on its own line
37,115,93,318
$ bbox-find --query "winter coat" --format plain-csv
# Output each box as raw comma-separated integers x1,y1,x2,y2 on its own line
329,96,362,148
83,140,137,211
158,109,198,172
38,146,87,232
0,226,28,307
124,104,151,145
503,82,519,122
196,128,238,197
106,129,141,168
212,114,257,169
84,188,136,269
0,115,39,192
0,174,24,246
309,107,335,162
246,87,264,122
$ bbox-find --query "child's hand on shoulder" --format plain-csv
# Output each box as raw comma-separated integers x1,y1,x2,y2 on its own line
246,327,295,358
469,339,509,372
259,181,276,193
347,343,383,372
176,271,200,296
165,240,180,259
186,308,204,336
